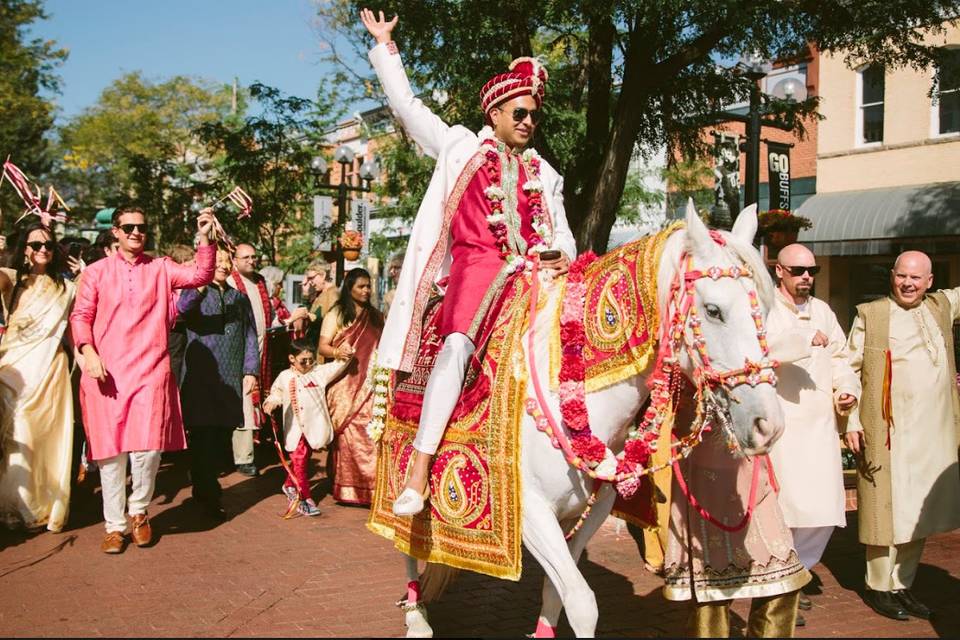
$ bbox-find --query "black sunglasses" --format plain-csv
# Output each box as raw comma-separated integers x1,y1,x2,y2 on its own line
504,106,542,125
118,223,148,235
26,240,56,252
781,264,820,277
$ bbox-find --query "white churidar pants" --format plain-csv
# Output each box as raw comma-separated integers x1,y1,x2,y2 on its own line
413,333,475,455
98,450,162,533
791,526,835,570
865,539,925,591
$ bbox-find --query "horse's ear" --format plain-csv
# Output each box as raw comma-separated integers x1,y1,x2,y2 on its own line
684,199,712,256
731,204,758,244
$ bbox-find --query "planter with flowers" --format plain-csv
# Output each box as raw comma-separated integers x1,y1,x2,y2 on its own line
758,209,812,252
340,229,363,261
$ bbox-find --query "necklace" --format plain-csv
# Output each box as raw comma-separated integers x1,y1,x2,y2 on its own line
481,136,552,273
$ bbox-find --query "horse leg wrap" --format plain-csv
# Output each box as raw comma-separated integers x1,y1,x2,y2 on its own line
534,619,557,638
407,580,421,605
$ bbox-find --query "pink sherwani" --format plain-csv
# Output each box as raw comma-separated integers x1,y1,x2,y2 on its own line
70,245,216,460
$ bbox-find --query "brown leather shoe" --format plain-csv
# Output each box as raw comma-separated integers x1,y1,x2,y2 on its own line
101,531,126,554
131,514,152,547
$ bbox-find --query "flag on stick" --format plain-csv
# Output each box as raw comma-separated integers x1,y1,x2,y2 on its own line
0,160,70,227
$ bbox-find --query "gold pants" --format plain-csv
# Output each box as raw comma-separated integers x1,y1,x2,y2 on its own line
865,539,925,591
689,590,800,638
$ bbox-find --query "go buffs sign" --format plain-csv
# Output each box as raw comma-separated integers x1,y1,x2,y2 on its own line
767,142,792,211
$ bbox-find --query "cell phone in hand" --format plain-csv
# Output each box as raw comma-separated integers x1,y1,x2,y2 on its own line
539,250,561,261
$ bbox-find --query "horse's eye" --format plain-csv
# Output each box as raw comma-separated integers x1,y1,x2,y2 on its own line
704,303,724,321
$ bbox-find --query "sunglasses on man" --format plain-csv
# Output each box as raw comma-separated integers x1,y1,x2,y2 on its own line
117,223,148,235
501,106,543,125
780,264,820,277
26,240,56,252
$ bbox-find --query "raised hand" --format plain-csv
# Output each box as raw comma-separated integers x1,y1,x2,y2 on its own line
360,8,398,45
196,208,215,244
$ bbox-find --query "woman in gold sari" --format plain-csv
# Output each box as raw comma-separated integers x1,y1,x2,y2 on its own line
0,223,77,532
318,268,383,505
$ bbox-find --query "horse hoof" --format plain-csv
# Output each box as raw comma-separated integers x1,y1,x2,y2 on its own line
404,604,433,638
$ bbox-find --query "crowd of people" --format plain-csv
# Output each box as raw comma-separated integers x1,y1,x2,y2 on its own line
0,8,956,637
0,206,392,554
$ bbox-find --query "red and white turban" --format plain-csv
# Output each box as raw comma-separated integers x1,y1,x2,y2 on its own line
480,57,549,122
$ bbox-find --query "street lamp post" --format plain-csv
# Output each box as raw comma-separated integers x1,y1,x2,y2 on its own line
706,53,796,228
743,63,766,210
310,146,379,285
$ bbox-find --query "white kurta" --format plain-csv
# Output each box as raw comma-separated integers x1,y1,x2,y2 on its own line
846,289,960,544
228,273,266,352
367,42,577,372
264,360,348,452
228,273,266,430
767,292,860,529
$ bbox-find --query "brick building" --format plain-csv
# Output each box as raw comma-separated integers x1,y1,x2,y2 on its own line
797,20,960,328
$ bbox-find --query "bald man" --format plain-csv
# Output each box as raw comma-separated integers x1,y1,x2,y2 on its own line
766,245,860,624
845,251,960,621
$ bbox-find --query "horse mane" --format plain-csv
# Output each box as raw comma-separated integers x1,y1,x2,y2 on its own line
655,226,775,342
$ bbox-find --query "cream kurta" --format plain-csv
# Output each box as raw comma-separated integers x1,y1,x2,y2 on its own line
846,289,960,544
228,273,267,430
265,360,347,452
767,293,860,529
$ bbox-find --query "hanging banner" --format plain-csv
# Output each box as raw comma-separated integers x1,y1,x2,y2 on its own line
767,142,792,211
712,133,741,217
351,199,371,254
313,195,332,250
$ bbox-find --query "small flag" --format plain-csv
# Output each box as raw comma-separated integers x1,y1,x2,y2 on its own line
1,160,69,227
226,186,253,219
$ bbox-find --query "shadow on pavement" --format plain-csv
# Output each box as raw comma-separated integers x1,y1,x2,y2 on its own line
422,547,687,637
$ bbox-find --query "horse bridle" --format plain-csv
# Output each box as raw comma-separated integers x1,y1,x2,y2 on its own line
668,251,779,394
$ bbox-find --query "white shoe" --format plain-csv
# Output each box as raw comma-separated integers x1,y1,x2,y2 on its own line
392,486,430,517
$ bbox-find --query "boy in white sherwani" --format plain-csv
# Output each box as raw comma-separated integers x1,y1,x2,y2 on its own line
263,338,348,516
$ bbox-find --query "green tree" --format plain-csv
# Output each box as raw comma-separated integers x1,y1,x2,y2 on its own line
0,0,66,225
57,72,234,246
316,0,955,252
196,82,342,271
366,126,435,261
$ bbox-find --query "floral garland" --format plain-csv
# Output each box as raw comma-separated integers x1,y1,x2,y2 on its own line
481,137,552,273
558,251,608,466
366,359,391,443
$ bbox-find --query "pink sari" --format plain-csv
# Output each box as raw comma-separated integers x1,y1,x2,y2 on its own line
326,307,382,505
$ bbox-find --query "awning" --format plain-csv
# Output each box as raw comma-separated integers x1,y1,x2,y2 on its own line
797,182,960,255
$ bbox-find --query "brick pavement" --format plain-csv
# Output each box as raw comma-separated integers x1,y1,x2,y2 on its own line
0,450,956,637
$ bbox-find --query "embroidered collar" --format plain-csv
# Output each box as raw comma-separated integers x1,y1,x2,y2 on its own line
478,126,526,157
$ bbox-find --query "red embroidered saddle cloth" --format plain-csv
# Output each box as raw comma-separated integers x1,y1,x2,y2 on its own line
367,275,530,581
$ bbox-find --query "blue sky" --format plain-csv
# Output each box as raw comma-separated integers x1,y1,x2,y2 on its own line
37,0,355,122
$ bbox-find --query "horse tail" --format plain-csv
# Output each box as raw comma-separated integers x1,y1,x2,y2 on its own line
419,563,461,603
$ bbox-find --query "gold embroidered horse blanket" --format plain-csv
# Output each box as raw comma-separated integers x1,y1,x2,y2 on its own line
367,232,668,579
367,274,530,580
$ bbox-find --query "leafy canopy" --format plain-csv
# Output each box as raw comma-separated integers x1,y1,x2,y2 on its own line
316,0,957,252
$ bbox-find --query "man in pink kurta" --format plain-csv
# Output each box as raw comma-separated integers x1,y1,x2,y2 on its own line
70,206,216,553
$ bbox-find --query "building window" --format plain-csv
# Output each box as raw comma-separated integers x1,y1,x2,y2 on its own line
859,65,885,144
935,49,960,135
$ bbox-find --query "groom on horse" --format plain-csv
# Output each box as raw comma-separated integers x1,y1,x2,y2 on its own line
358,9,589,517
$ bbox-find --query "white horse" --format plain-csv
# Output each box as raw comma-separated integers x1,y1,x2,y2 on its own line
400,203,784,637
